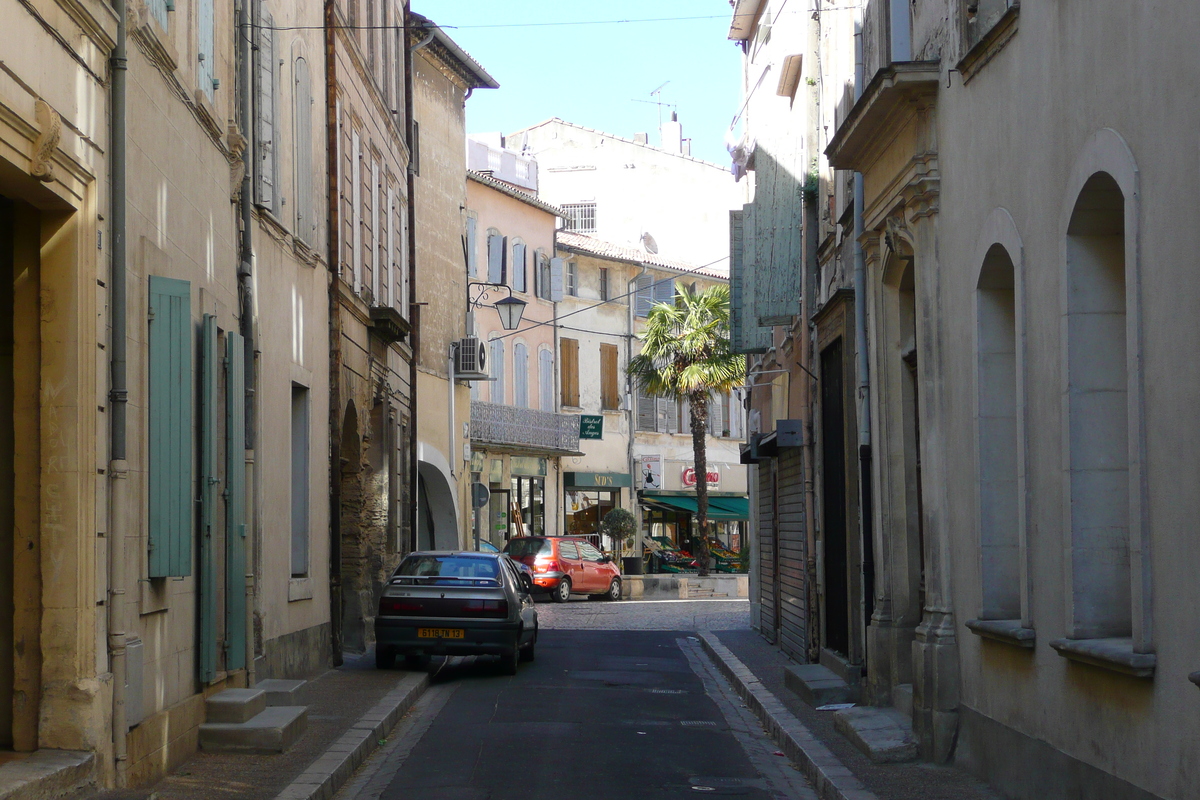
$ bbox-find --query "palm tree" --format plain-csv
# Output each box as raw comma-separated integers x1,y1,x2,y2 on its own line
628,283,745,577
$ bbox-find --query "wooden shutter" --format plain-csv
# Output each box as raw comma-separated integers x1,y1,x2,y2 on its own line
198,0,215,99
550,257,565,302
635,273,653,317
653,275,676,305
225,330,247,671
199,315,219,682
351,130,362,291
657,396,676,434
539,349,554,411
466,216,477,277
254,10,276,211
148,276,193,578
293,57,313,243
560,338,579,407
514,343,528,408
386,185,395,307
600,344,619,410
512,243,526,292
636,385,656,431
367,156,378,300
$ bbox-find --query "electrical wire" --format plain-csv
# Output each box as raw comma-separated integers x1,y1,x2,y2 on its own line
252,13,761,34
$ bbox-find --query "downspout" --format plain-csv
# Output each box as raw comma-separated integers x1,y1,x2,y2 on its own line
406,5,422,553
237,0,257,689
107,0,129,786
801,9,821,665
627,266,647,561
324,0,344,665
853,16,876,626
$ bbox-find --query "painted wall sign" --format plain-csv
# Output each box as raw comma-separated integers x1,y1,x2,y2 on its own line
640,455,663,489
579,414,604,440
681,466,720,488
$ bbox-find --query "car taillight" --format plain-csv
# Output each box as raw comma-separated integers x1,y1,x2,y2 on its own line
461,599,508,618
378,597,423,616
533,558,560,574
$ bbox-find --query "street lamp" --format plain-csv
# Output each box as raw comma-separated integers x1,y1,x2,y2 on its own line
467,281,527,331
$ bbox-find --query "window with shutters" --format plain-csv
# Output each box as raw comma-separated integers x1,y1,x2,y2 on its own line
351,129,362,291
654,274,677,307
514,342,529,408
659,395,679,434
371,156,382,303
636,384,656,432
148,276,193,578
600,344,619,411
490,338,505,404
635,273,654,317
560,338,580,407
465,214,479,277
365,153,378,301
599,267,609,301
536,250,552,300
291,385,310,577
410,120,420,176
539,348,554,411
198,0,215,98
386,184,395,307
254,10,278,213
511,240,527,293
487,229,506,285
566,261,578,296
550,257,565,302
293,56,314,244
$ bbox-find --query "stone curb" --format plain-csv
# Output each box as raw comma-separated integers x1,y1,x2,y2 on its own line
698,632,880,800
271,672,430,800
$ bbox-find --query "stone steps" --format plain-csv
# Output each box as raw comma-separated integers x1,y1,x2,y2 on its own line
833,705,918,764
784,662,858,707
685,588,730,599
199,685,308,755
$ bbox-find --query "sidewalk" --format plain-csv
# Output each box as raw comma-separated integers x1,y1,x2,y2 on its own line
90,652,427,800
707,629,1003,800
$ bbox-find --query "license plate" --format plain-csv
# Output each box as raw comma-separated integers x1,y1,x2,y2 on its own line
417,628,464,639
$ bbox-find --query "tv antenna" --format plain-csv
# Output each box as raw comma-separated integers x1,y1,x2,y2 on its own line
630,81,675,130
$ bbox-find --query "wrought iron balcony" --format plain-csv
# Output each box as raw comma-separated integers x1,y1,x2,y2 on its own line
470,401,582,455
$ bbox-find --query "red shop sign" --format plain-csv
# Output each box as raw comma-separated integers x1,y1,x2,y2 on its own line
681,466,720,488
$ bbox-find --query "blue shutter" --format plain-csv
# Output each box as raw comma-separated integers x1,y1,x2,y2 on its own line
539,349,553,411
466,217,478,277
255,10,277,211
148,277,193,578
199,315,219,682
224,330,247,671
635,273,653,317
512,242,526,292
487,233,503,284
550,257,565,302
514,343,528,408
653,275,675,306
490,339,504,404
293,56,313,243
198,0,215,98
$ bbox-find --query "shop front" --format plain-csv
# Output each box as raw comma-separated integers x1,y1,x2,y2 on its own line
471,452,557,549
638,491,749,573
563,472,632,552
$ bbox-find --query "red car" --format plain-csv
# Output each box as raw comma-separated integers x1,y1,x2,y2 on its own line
503,536,622,603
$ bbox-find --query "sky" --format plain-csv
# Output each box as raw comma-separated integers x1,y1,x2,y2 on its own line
413,1,744,166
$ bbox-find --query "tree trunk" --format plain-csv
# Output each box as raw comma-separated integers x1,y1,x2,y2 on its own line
689,393,711,577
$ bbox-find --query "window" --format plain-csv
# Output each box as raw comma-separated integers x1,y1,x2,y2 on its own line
148,276,193,578
600,343,619,410
514,342,529,408
599,267,609,301
635,273,675,317
510,476,545,537
636,384,656,432
565,491,618,548
562,202,596,233
351,130,362,291
198,0,215,98
410,119,420,176
559,540,580,560
566,261,578,296
254,11,278,213
293,57,314,243
560,337,580,407
465,214,478,277
370,156,380,301
512,240,527,292
539,348,554,411
487,229,506,284
291,385,310,577
536,250,552,300
490,338,505,404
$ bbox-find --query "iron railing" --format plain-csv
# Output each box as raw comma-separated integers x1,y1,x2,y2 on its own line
470,401,581,454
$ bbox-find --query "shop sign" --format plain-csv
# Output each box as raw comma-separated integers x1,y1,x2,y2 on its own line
579,414,604,440
565,472,632,488
639,455,663,489
682,465,720,488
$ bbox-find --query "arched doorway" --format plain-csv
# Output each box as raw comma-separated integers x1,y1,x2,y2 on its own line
416,446,460,551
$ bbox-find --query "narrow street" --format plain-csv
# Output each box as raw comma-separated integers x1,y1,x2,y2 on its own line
334,599,816,800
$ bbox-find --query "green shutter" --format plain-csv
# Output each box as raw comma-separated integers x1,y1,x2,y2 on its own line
199,314,219,682
148,276,193,578
224,330,247,671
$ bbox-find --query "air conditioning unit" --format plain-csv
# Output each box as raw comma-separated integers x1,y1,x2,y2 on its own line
455,336,489,380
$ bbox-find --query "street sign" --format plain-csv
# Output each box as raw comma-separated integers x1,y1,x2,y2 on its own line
579,414,604,440
470,482,491,508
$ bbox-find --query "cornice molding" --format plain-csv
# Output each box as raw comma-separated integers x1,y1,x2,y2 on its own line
825,61,940,173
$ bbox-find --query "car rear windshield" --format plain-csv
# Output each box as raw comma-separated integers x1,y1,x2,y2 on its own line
503,538,552,558
396,555,499,580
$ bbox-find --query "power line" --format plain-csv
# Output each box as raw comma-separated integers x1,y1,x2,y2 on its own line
252,13,759,33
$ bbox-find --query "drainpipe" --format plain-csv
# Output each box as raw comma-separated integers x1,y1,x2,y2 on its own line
406,5,421,553
627,267,647,560
107,0,129,786
801,7,821,665
448,342,456,484
853,16,876,624
324,0,344,664
237,0,257,689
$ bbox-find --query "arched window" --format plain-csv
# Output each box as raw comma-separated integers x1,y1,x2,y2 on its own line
514,342,529,408
489,338,505,404
539,348,554,411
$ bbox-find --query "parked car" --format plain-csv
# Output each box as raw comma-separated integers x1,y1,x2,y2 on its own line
503,536,622,603
477,541,536,593
374,551,538,674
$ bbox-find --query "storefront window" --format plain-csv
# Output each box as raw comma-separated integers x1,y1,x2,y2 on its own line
565,490,618,550
510,476,544,537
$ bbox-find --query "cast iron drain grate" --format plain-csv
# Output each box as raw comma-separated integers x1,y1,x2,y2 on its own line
648,688,688,694
680,720,719,728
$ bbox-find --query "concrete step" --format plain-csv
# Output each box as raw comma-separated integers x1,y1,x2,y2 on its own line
254,678,307,706
784,663,856,707
205,688,267,724
833,706,918,764
0,750,94,800
199,705,308,755
892,683,914,718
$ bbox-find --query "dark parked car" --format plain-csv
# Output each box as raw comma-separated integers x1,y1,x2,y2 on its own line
374,551,538,674
503,536,622,603
477,540,535,593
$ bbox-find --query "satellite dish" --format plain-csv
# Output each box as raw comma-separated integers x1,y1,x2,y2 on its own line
641,232,659,254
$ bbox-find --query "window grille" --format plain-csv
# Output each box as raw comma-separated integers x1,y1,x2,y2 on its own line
563,203,597,233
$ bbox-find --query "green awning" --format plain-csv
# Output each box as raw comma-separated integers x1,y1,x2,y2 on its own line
642,495,748,520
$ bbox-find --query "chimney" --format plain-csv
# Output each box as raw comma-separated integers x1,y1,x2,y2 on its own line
682,139,692,157
634,132,649,145
660,111,683,154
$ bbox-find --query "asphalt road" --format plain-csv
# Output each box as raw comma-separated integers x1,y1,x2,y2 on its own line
336,620,815,800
